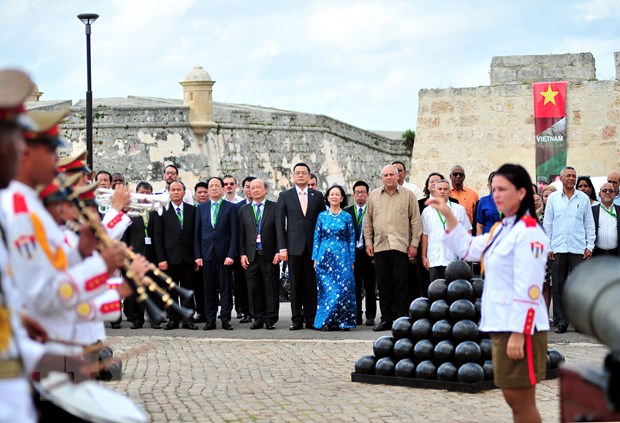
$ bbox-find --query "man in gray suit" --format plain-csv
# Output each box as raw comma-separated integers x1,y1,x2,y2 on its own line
239,179,281,329
276,162,325,330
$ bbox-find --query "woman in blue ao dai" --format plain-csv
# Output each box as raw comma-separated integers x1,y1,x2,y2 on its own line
312,185,356,330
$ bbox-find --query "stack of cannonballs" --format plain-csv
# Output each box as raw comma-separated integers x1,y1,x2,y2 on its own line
354,260,564,389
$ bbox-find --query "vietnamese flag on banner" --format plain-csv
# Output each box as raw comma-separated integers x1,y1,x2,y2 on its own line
533,81,568,186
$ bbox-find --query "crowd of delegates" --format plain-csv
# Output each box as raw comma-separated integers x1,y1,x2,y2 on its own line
93,158,620,336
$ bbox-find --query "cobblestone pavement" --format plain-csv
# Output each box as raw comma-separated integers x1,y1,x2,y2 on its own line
102,305,609,423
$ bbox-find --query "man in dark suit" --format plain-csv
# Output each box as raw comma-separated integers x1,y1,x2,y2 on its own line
194,176,239,330
592,182,620,256
344,180,377,327
239,179,281,330
122,181,159,329
276,162,325,330
154,181,198,330
232,176,256,323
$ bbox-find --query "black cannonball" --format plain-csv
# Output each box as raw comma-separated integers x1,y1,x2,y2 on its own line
429,299,450,321
410,318,432,340
471,277,484,298
446,279,474,303
458,362,485,383
427,279,448,302
445,261,473,282
394,358,416,378
374,357,395,376
547,349,565,369
413,339,434,362
474,298,482,320
452,320,479,343
436,362,458,381
354,355,377,375
449,299,477,321
434,340,455,363
479,338,493,360
409,298,430,320
482,360,494,380
391,317,413,340
415,360,436,380
373,336,394,358
455,341,482,365
393,338,414,360
432,319,453,342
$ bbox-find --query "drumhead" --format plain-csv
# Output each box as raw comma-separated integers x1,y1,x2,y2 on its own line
36,372,148,423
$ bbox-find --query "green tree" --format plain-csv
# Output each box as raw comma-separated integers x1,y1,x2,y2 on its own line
402,129,415,150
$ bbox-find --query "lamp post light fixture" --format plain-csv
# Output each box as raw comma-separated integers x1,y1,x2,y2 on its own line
77,13,99,170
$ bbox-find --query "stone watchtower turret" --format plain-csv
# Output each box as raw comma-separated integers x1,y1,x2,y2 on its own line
179,66,216,136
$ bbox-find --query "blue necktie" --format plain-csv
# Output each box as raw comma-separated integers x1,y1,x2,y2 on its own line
176,207,183,228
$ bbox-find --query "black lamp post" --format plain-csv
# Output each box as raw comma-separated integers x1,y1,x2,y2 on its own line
77,13,99,170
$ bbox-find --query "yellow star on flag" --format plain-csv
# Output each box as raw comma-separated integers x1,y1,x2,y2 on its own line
540,84,559,106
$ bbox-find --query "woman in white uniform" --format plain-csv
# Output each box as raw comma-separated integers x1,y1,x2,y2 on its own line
426,164,549,423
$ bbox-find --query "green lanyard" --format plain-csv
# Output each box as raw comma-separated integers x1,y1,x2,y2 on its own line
175,206,184,226
601,204,617,218
436,201,451,229
253,203,263,227
355,206,366,226
211,201,222,225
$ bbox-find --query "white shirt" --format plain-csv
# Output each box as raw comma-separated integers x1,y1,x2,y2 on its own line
156,188,194,206
596,204,618,250
443,214,550,334
401,181,422,200
422,201,471,267
225,194,244,204
353,203,367,248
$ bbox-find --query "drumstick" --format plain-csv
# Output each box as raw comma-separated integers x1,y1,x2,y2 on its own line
88,341,157,374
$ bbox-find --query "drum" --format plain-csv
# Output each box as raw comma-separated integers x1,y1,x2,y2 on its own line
35,372,148,423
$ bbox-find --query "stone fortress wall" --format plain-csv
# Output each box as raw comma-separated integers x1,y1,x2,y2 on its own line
27,67,410,200
412,52,620,194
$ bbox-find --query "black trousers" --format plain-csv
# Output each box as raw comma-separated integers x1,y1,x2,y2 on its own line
193,266,205,317
233,260,249,316
429,266,446,282
167,262,197,323
246,252,280,324
203,259,233,323
593,247,618,256
123,292,145,323
374,250,409,323
354,248,376,320
407,261,422,304
288,246,318,325
551,252,584,327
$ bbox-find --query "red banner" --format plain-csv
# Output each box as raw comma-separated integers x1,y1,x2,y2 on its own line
533,81,568,188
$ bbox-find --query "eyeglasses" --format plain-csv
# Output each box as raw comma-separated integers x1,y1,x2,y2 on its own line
293,171,309,176
223,182,235,186
354,190,367,195
451,173,465,177
395,169,404,173
601,189,615,193
164,171,177,175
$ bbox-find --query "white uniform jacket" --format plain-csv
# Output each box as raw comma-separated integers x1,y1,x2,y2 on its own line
101,207,132,241
0,182,112,340
443,214,550,334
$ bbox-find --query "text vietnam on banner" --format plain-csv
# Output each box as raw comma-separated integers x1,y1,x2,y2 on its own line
533,82,568,185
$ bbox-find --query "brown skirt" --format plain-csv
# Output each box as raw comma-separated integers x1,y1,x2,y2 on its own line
490,331,548,389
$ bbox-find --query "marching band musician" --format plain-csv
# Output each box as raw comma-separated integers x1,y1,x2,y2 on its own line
0,68,90,423
0,108,126,348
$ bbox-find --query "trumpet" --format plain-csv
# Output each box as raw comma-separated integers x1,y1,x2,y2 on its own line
95,188,170,216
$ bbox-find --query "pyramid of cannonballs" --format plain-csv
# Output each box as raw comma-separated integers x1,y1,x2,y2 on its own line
354,260,564,388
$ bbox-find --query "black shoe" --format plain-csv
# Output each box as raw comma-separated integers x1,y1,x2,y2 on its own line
250,321,264,330
289,322,303,331
182,321,199,330
222,321,233,330
240,316,252,324
266,323,275,330
373,321,392,332
110,322,122,329
164,321,179,330
555,325,568,334
203,322,216,330
130,321,144,330
365,319,375,327
194,314,206,323
305,322,315,329
151,323,162,329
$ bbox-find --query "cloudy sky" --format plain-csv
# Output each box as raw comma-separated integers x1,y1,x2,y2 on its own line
1,0,618,131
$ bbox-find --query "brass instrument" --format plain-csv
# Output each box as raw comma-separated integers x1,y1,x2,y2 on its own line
95,188,170,216
63,188,194,324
